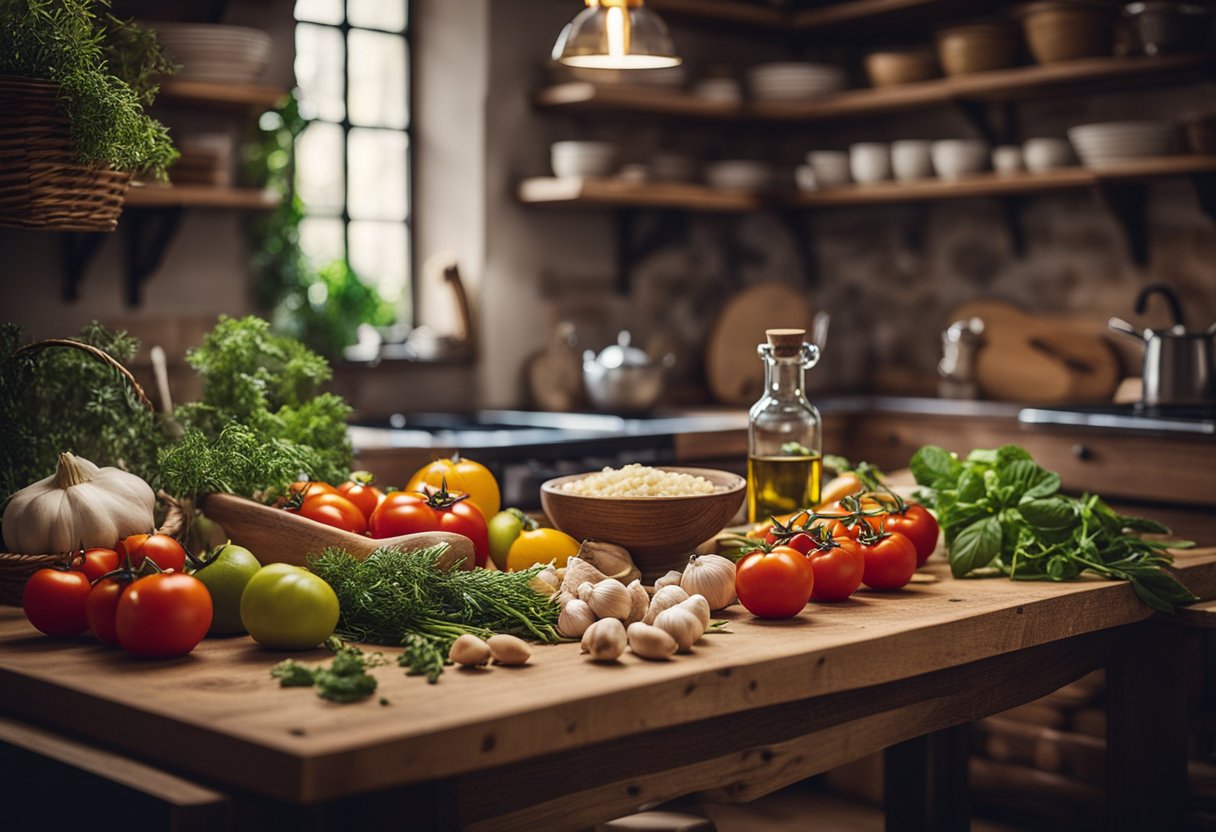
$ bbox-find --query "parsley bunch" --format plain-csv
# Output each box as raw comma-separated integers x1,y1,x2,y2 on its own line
910,445,1197,613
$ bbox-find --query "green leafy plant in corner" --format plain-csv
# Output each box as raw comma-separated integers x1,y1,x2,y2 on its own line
0,0,178,177
910,444,1198,613
242,93,395,358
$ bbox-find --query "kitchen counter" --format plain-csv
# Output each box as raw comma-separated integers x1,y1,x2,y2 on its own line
3,546,1215,830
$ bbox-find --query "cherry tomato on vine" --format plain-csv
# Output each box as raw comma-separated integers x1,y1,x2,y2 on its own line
783,533,816,555
288,480,339,500
116,573,212,658
370,490,490,567
810,501,884,541
117,533,187,573
807,536,866,602
882,504,939,566
22,568,91,637
85,577,129,645
295,492,368,535
859,531,918,591
405,455,501,519
735,546,815,619
338,472,385,521
77,548,119,583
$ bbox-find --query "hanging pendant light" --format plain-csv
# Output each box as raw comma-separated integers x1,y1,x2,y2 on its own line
552,0,681,70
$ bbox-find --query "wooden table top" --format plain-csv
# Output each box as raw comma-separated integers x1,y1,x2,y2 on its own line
2,549,1214,805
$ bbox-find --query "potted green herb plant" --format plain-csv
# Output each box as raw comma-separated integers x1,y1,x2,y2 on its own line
0,0,178,231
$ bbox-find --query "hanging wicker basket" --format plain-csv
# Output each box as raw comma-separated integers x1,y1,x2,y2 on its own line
0,338,174,606
0,76,132,232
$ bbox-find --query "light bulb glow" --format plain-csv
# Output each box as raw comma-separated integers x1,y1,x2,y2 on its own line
605,5,629,61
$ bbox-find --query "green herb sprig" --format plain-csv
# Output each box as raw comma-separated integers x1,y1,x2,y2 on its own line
271,645,386,704
910,444,1197,613
308,545,561,683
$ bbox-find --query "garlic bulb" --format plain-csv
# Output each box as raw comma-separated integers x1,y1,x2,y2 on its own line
560,556,610,597
577,581,595,603
654,570,683,590
449,634,491,667
487,634,532,666
625,580,649,625
558,598,596,638
680,554,736,611
644,584,689,625
581,618,626,661
627,622,677,661
654,606,704,653
676,595,711,630
587,578,631,620
530,565,561,596
576,540,640,584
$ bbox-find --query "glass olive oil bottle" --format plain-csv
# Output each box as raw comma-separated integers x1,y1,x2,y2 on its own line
747,329,822,523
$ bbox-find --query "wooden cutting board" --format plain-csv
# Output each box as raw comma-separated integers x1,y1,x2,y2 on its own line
951,299,1121,404
705,283,815,406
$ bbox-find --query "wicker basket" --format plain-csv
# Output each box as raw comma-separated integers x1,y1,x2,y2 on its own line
0,338,168,605
0,76,132,232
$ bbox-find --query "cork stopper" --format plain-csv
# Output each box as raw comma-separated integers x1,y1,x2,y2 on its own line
766,328,806,357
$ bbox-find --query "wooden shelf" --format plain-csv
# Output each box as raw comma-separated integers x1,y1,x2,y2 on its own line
649,0,965,31
156,80,287,112
536,54,1216,124
124,185,280,210
519,156,1216,212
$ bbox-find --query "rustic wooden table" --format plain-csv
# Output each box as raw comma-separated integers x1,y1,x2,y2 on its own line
2,550,1214,831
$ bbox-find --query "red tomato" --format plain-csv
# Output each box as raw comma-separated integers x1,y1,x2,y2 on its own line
811,501,884,540
118,534,187,573
883,504,940,566
338,475,385,521
859,531,918,591
116,573,212,658
288,480,339,499
85,577,127,645
735,546,815,619
807,537,866,602
370,491,490,567
295,492,368,535
77,548,119,583
784,533,816,555
22,568,91,637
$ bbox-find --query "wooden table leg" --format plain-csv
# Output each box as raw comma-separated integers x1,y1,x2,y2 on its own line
885,734,931,832
884,724,971,832
1105,622,1203,831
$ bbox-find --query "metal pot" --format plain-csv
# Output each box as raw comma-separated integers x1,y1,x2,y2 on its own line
1109,284,1216,406
582,331,675,414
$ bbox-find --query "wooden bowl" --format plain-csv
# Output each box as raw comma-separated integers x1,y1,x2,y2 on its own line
540,467,746,581
200,492,475,570
936,23,1022,76
1020,2,1114,64
864,48,939,87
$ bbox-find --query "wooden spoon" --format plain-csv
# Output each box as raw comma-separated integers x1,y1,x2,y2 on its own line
200,492,475,570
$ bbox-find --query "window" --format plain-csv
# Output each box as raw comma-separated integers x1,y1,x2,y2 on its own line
293,0,412,322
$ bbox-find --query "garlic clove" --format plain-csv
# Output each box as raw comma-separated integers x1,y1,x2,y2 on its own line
581,617,626,661
654,607,703,653
679,553,737,611
587,578,632,621
449,634,491,667
487,634,533,666
560,556,611,597
644,584,689,625
654,570,683,590
625,579,649,625
577,581,595,603
558,598,596,638
676,594,711,631
576,540,640,584
627,622,678,661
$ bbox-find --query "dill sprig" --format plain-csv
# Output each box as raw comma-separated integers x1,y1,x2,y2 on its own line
309,546,561,683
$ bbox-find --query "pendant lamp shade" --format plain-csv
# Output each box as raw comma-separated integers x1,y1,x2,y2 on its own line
553,0,681,70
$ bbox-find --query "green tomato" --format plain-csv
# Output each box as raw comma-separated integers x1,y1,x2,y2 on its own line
487,509,525,570
240,564,339,650
191,543,261,635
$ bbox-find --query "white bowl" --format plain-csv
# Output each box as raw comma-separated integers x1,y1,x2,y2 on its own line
1022,138,1072,171
705,160,773,191
931,139,989,180
747,62,846,101
807,151,851,188
849,142,892,184
992,145,1025,175
551,141,616,178
891,140,933,181
1067,121,1176,168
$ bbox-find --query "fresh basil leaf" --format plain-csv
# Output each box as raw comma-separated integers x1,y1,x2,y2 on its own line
1126,569,1199,614
966,448,998,465
1116,514,1171,534
1018,498,1077,530
996,445,1035,467
957,469,985,502
950,516,1003,577
1003,459,1060,500
910,445,961,487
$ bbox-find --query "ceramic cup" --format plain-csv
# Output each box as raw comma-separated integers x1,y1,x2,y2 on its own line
1023,137,1074,171
930,139,989,180
891,140,934,181
992,145,1025,175
807,150,851,187
849,142,892,184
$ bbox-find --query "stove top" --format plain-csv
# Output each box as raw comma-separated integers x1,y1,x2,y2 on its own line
1018,403,1216,436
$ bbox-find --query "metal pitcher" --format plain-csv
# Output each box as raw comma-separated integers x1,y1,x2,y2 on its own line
1109,284,1216,406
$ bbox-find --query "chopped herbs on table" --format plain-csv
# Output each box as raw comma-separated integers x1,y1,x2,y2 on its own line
271,645,386,704
910,444,1197,613
308,545,561,683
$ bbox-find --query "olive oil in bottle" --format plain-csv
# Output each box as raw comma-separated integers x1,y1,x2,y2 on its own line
747,329,823,524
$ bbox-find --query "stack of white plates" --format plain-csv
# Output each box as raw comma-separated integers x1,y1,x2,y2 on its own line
1067,121,1177,169
705,160,773,191
564,65,687,88
152,23,272,84
746,62,846,102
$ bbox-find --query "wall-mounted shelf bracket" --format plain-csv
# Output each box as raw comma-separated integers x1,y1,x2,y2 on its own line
1093,182,1149,266
614,209,690,294
60,232,108,302
123,207,185,306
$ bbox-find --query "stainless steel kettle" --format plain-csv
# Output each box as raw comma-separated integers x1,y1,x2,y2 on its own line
1108,284,1216,406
